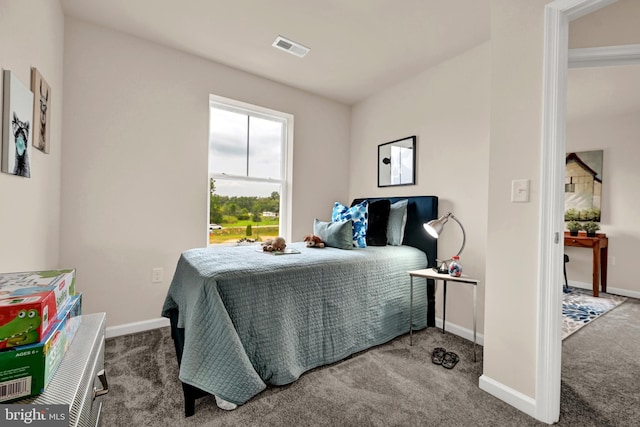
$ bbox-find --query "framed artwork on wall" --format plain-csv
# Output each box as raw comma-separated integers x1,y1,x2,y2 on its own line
378,135,416,187
565,150,603,222
31,67,51,154
2,70,34,178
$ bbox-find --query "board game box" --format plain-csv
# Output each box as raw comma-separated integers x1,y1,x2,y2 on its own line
0,293,82,402
0,269,76,349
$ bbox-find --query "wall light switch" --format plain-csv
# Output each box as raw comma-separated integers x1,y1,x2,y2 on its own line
511,179,530,202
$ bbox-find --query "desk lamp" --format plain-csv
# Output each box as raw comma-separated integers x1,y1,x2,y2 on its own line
424,212,466,274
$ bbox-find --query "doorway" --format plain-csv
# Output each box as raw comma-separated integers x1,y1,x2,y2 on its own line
539,0,640,423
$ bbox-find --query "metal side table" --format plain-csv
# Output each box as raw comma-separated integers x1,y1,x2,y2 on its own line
408,269,479,362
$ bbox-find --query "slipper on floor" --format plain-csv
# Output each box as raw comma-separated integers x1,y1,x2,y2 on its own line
431,347,447,365
442,351,459,369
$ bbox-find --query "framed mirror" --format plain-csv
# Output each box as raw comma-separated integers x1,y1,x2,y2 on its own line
378,136,416,187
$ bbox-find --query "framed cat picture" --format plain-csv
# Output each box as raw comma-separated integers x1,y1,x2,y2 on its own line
2,70,34,177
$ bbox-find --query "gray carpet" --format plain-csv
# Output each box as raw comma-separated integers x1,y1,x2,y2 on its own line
101,298,639,426
560,296,640,426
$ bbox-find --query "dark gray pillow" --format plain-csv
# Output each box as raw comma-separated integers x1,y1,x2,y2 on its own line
387,199,408,245
313,219,353,250
365,199,390,246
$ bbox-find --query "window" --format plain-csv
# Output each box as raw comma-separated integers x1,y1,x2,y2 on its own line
208,95,293,245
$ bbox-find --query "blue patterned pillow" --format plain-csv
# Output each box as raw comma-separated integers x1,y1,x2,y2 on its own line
332,201,368,248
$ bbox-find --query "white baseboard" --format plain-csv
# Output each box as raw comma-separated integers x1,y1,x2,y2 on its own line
567,280,640,299
105,317,170,339
104,316,484,344
479,374,537,420
435,317,485,346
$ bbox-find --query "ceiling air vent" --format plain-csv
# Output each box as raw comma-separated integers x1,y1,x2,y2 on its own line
272,36,310,58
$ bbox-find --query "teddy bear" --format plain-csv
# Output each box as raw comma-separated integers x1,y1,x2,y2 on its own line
303,234,325,248
262,237,286,252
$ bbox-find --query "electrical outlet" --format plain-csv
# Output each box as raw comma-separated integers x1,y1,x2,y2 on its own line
152,268,163,283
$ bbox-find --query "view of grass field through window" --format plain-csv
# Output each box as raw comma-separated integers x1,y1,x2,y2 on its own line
208,178,280,244
208,99,286,245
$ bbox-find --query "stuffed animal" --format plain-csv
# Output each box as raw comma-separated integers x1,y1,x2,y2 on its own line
304,234,325,248
262,237,286,252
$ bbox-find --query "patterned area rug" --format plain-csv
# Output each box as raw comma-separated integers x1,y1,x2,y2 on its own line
562,287,627,340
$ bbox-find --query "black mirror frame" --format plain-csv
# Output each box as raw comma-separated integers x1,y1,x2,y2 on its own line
377,135,416,187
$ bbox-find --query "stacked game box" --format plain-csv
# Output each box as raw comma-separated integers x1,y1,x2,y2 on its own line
0,269,81,402
0,269,75,349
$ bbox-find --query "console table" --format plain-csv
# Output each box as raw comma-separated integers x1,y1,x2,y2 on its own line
564,232,608,297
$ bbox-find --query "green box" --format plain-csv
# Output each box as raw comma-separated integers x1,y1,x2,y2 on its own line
0,294,82,402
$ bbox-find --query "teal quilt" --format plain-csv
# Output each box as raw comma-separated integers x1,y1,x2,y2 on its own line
161,242,428,405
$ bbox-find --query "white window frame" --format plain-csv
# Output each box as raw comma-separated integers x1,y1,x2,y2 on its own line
208,94,293,242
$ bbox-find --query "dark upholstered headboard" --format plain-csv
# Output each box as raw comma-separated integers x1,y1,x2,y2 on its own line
351,196,438,268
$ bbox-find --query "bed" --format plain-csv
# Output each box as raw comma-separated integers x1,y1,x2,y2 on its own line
162,196,438,416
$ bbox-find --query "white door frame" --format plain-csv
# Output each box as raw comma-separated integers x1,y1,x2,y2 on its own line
537,0,618,423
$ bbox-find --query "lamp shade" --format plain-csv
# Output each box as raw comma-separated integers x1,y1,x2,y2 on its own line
424,219,444,238
423,212,466,259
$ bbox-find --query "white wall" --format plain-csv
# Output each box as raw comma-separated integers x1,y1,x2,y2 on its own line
350,43,490,336
566,0,640,298
60,18,351,327
569,0,640,48
566,99,640,297
0,0,65,272
483,0,548,400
